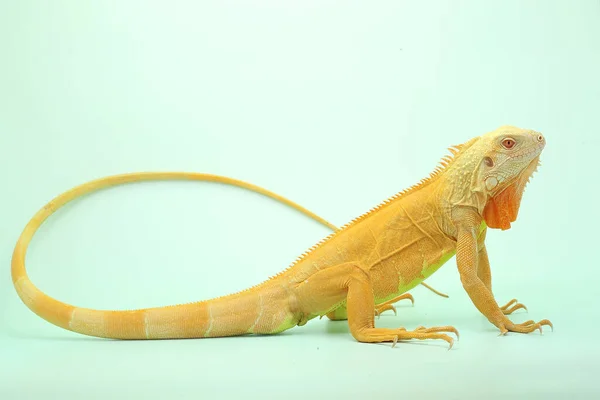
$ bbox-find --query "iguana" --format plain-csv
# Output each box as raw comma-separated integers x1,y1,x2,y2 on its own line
12,125,552,348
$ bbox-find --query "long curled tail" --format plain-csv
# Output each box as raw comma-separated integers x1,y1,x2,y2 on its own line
11,172,335,339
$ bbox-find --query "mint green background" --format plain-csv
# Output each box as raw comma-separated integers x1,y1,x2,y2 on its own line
1,1,598,399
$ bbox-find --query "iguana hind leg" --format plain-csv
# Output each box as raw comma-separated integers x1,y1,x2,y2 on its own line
296,263,457,348
345,268,458,349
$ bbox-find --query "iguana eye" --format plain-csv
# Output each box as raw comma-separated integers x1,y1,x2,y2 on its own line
501,138,516,149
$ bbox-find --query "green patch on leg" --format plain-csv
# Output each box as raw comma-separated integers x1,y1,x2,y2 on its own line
480,221,488,231
270,315,300,334
325,306,348,320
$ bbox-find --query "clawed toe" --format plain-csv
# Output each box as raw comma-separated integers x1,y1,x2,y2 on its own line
503,319,553,335
500,299,528,315
374,293,414,317
375,304,397,318
415,325,460,340
502,303,527,315
391,331,455,350
358,325,458,350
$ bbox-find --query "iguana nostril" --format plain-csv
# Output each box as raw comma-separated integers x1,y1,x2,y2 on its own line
537,134,544,142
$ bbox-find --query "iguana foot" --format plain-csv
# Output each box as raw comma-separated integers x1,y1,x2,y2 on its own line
390,326,459,349
354,326,459,349
499,319,553,335
500,298,528,315
374,293,414,318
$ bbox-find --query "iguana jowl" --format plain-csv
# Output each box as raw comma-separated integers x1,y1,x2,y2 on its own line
12,125,552,348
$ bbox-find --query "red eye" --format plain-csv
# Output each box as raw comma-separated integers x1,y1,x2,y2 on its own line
501,138,516,149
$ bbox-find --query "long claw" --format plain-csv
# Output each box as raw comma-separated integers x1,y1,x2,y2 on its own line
539,319,554,332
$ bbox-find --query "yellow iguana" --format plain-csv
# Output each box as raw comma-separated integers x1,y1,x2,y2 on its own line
12,125,552,348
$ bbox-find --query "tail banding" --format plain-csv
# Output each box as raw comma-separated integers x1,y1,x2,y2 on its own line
11,172,330,339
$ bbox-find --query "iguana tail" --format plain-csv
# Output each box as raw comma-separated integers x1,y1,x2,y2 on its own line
11,172,326,339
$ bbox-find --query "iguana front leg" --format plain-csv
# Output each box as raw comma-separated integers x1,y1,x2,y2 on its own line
454,207,552,335
477,229,527,315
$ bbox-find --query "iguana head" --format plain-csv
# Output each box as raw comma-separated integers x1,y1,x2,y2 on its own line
470,125,545,230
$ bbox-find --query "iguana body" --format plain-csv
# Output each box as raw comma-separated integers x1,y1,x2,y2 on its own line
12,126,551,347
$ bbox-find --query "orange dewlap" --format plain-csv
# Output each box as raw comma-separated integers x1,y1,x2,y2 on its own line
483,183,519,230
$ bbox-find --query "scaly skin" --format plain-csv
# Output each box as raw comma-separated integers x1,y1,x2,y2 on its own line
12,126,552,348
